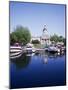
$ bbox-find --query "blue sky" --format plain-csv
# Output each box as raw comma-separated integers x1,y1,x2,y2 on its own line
10,1,66,37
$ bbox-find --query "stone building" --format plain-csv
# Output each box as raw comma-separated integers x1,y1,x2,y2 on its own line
40,25,50,46
31,25,51,46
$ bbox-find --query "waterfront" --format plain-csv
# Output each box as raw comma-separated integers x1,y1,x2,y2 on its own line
10,52,66,89
10,2,66,89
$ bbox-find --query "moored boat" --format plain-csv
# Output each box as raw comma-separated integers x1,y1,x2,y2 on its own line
48,45,60,53
10,45,23,57
25,43,36,53
10,46,22,53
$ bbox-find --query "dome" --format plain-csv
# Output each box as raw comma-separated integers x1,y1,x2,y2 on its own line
41,25,50,40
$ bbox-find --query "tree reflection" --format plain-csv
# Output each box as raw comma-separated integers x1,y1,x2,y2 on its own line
10,53,31,69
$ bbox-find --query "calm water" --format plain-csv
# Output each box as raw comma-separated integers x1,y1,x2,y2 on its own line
10,52,66,89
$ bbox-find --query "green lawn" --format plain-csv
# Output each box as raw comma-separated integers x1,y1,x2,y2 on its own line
33,44,44,48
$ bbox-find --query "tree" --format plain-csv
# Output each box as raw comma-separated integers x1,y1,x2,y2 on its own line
31,40,40,44
10,32,18,45
50,34,66,46
63,38,66,46
10,26,31,45
50,34,59,43
11,53,31,69
58,36,64,42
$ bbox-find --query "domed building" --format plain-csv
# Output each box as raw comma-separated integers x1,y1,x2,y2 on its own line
31,25,51,47
40,25,50,46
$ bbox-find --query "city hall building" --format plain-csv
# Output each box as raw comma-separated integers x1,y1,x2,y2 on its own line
31,25,51,46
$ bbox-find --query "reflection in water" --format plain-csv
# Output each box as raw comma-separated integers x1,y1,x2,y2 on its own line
48,53,58,58
26,53,35,56
10,51,65,69
10,53,31,69
10,51,66,89
35,51,48,64
42,55,48,64
10,53,22,59
36,51,65,64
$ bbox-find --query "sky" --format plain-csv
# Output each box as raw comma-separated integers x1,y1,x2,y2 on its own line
10,1,66,37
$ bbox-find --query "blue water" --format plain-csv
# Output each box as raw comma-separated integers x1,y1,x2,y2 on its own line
10,53,66,89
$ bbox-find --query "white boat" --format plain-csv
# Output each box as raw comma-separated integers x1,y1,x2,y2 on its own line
10,51,22,57
10,46,22,57
48,46,60,53
26,46,36,53
10,46,22,53
10,49,22,53
10,46,22,49
26,43,36,53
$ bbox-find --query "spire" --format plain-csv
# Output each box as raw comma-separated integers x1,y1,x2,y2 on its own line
43,25,47,32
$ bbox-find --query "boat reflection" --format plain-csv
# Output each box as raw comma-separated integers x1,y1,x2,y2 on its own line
26,53,35,56
10,51,65,69
38,52,65,64
10,53,31,69
10,53,22,59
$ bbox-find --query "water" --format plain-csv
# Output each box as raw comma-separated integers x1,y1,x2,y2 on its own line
10,52,66,89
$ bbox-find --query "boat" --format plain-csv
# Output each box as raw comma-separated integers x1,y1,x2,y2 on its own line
25,43,36,53
10,46,22,57
48,45,60,53
56,44,66,54
10,51,22,57
10,53,22,59
10,46,22,53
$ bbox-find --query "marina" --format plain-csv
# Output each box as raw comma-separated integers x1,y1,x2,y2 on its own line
10,24,66,89
10,44,65,58
10,2,66,89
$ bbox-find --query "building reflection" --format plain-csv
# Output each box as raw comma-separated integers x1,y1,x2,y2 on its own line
10,51,65,69
38,51,48,64
42,55,48,64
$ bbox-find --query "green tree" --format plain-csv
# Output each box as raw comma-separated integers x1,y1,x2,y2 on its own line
63,38,66,46
10,32,18,45
50,34,66,46
50,34,59,43
11,53,31,69
10,26,31,45
31,40,40,44
58,36,64,42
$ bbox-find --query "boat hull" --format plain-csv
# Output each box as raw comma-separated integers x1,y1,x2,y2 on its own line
10,46,22,58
